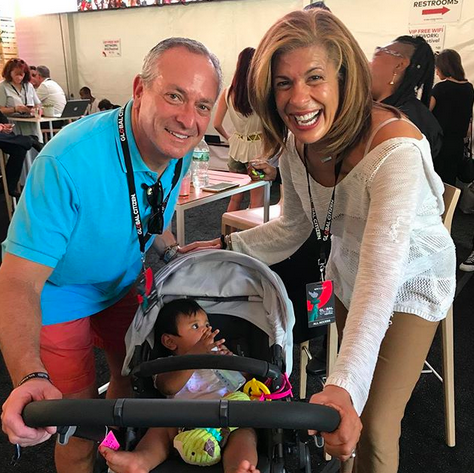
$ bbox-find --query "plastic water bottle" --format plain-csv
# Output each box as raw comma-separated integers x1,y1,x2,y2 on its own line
191,139,210,189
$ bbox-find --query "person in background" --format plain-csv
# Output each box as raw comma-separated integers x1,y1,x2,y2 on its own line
370,35,442,160
80,85,99,115
181,10,456,472
98,98,120,111
0,37,221,473
430,49,474,271
0,111,43,197
430,49,474,186
0,58,42,141
35,65,67,117
213,47,265,211
29,65,40,88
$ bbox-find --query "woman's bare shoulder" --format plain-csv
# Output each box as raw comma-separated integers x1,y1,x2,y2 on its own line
368,108,423,152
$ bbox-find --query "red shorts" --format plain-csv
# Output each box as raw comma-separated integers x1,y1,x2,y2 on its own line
40,289,138,395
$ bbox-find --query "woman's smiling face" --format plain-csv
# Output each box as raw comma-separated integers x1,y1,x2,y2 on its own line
273,45,340,145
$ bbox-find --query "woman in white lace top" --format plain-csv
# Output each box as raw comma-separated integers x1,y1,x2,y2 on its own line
181,10,455,472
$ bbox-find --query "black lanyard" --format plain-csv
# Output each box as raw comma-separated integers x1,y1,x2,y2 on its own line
117,106,182,256
10,83,26,105
303,144,342,281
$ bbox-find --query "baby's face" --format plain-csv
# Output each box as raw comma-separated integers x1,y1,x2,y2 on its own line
174,310,210,355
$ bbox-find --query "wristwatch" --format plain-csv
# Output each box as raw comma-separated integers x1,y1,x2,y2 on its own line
163,243,180,264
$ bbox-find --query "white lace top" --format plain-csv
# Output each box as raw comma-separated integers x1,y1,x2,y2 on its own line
232,132,456,414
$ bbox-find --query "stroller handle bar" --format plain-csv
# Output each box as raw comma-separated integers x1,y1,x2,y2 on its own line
131,354,283,380
23,398,340,433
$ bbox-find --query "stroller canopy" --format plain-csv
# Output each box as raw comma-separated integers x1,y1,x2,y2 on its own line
123,250,295,375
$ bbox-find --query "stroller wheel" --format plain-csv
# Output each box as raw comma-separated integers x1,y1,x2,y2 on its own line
298,441,311,473
270,459,286,473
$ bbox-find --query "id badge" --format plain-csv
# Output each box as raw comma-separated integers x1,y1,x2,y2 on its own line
306,280,336,327
136,266,158,316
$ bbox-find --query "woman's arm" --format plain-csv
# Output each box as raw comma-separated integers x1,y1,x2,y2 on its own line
213,90,230,141
429,96,436,111
179,141,311,259
0,86,17,115
231,144,313,265
325,141,427,415
0,84,29,115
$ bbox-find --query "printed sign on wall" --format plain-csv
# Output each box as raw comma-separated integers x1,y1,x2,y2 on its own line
409,0,464,24
409,25,446,52
102,39,121,57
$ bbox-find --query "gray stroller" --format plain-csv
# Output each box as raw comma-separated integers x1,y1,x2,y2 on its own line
23,251,340,472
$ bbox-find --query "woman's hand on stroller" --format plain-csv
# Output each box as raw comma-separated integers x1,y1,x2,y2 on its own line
3,378,62,447
179,237,222,254
308,385,361,462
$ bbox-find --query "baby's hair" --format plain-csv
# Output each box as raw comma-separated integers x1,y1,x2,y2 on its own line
156,299,204,337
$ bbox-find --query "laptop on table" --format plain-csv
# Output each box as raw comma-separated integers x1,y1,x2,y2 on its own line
10,100,90,119
58,99,89,118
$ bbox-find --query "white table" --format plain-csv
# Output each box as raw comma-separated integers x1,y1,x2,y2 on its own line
175,169,271,245
9,115,83,141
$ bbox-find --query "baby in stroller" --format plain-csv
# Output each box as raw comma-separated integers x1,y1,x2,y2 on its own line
100,299,259,473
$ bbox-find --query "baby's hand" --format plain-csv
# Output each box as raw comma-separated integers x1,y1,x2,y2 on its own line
189,327,225,355
216,344,233,356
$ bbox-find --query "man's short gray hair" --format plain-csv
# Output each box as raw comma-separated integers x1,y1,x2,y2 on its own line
37,65,51,79
141,37,222,96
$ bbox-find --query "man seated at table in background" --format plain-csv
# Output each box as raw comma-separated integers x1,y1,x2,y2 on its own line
29,65,40,88
35,65,67,117
0,111,43,197
80,85,100,115
0,37,221,473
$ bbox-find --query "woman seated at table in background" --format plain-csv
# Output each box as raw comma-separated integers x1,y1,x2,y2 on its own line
0,58,42,142
213,47,265,212
181,9,456,473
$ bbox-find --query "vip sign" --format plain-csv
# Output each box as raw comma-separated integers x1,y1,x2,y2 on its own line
102,39,121,58
408,25,446,52
409,0,464,24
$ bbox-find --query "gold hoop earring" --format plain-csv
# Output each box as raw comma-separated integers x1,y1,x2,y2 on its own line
389,72,397,85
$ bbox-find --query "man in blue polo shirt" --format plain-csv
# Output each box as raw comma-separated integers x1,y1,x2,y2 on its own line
0,37,221,473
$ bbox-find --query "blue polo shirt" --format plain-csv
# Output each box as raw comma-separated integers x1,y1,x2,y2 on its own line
2,101,191,325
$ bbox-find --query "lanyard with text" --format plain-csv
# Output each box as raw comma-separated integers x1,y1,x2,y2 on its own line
118,106,150,256
304,144,342,328
303,144,342,281
117,107,158,312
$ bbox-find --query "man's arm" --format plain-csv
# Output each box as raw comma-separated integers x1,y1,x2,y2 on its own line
36,83,47,104
0,253,62,446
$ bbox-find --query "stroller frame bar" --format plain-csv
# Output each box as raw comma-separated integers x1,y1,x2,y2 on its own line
23,398,340,433
132,354,282,381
